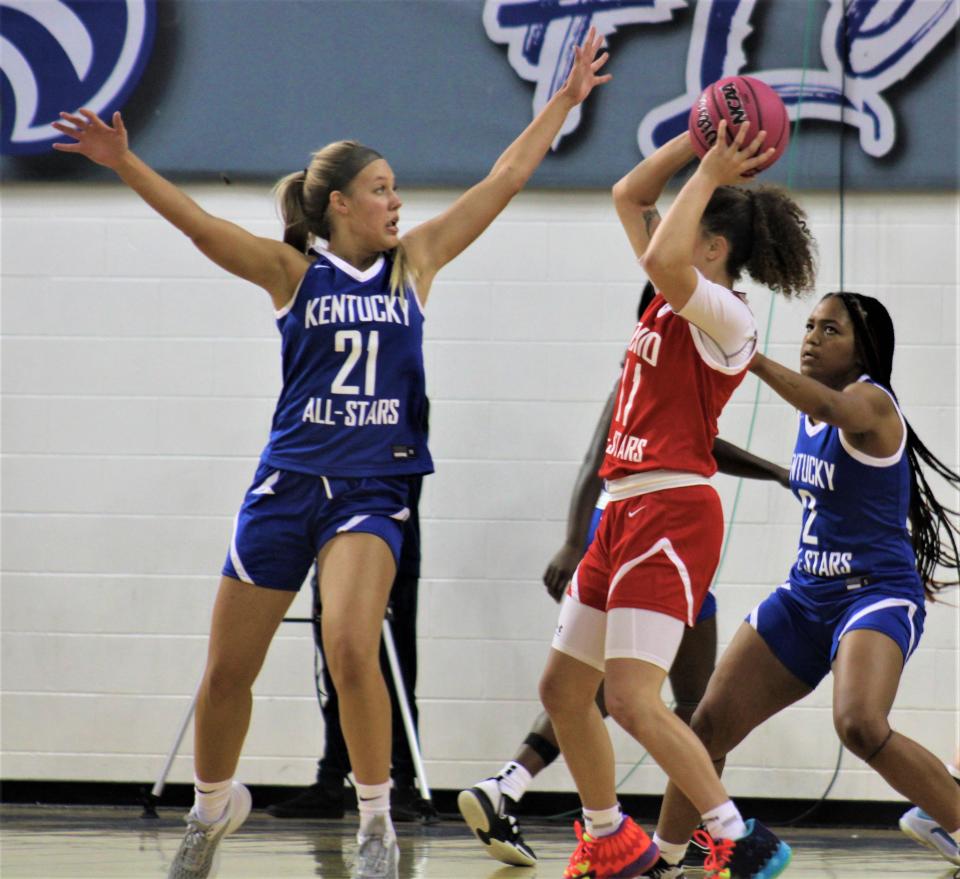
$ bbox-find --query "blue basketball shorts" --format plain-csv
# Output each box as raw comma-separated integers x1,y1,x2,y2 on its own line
585,500,717,625
747,578,925,690
222,462,411,591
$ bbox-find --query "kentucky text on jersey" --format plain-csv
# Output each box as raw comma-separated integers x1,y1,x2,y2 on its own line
261,250,432,477
304,293,410,328
790,452,836,491
788,384,918,589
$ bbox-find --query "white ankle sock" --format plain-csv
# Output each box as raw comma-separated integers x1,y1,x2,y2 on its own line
583,804,622,838
497,761,533,803
702,800,747,841
194,776,233,824
357,781,392,834
652,833,688,865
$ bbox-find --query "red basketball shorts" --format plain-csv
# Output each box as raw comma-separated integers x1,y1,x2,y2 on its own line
570,484,723,625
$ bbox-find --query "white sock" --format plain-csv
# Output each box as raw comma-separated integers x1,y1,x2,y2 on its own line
357,781,392,835
583,804,623,838
194,776,233,824
652,833,688,865
497,761,533,803
702,800,747,841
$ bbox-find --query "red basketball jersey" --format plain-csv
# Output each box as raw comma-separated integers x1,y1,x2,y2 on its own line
600,292,750,482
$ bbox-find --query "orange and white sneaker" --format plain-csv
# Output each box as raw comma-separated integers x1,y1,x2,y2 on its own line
563,816,660,879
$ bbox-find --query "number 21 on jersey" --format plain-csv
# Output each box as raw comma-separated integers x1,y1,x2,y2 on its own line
332,330,379,395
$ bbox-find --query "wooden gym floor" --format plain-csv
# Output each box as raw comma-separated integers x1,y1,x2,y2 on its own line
1,805,957,878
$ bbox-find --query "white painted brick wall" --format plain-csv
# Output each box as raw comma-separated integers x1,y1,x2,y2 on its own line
1,183,957,801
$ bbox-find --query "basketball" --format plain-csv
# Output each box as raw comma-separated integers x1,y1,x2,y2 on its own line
688,75,790,173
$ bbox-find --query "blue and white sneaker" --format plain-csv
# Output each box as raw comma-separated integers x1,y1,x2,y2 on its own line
899,806,960,866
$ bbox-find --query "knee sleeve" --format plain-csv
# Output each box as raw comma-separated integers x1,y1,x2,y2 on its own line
523,732,560,767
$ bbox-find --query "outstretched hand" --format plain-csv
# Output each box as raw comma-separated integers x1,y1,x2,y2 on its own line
698,120,775,185
52,109,129,168
559,27,612,105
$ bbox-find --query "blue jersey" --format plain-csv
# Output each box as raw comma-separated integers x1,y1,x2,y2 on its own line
788,377,919,590
260,248,433,478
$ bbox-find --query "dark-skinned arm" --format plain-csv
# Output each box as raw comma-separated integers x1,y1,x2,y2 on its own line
543,388,617,602
750,352,891,434
713,438,790,488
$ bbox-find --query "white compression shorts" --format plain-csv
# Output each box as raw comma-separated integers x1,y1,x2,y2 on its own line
552,595,686,672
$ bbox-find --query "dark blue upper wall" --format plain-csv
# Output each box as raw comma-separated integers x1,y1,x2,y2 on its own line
3,0,957,189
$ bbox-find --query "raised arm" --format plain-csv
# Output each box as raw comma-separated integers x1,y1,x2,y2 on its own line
401,28,611,301
542,387,617,602
52,110,308,307
750,352,898,438
712,438,789,488
642,120,774,311
611,133,694,266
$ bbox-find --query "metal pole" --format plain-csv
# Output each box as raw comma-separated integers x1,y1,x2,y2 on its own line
141,681,201,818
381,619,432,803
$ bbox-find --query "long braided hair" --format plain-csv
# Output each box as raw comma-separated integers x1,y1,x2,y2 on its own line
828,292,960,597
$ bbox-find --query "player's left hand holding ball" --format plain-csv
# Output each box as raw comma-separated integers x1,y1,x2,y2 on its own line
698,119,775,186
52,109,129,169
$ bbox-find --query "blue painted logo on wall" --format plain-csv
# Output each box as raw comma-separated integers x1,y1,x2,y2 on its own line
1,0,156,155
485,0,958,158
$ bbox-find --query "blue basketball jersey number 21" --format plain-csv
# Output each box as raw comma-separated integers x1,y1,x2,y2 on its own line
261,248,433,477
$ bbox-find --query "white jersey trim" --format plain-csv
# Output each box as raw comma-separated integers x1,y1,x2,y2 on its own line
837,596,919,657
677,270,758,374
276,269,308,319
229,514,254,585
608,536,695,626
408,277,426,318
803,414,829,437
838,377,907,468
317,247,385,283
604,470,710,503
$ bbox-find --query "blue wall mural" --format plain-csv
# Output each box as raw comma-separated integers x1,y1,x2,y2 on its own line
2,0,956,189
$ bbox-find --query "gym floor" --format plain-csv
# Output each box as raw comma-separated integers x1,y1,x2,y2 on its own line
1,805,957,878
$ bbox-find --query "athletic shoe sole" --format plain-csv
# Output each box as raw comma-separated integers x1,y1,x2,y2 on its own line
899,811,960,866
456,788,536,867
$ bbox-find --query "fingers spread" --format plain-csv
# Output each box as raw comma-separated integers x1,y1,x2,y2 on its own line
52,120,82,140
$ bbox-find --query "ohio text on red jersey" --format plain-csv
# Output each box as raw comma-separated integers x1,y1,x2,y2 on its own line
600,288,754,482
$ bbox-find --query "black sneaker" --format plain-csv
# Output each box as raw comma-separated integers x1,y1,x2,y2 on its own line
693,819,792,878
457,777,536,867
683,823,710,866
640,858,686,878
390,785,440,824
267,780,346,819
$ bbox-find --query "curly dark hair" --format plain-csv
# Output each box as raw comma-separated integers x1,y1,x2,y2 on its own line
701,184,816,298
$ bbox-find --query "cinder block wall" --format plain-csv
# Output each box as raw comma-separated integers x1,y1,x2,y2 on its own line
2,183,957,800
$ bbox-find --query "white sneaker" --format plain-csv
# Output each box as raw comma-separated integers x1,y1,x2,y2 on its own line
168,782,252,878
457,777,537,867
354,814,400,879
899,806,960,866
